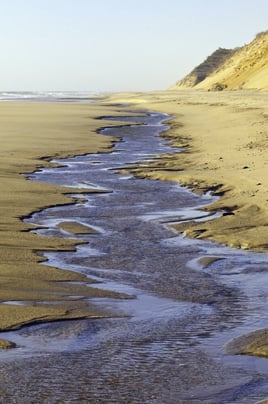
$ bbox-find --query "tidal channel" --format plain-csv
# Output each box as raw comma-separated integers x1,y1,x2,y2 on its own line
0,111,267,403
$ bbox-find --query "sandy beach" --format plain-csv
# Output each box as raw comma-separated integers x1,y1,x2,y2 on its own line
0,1,267,400
0,94,267,350
0,95,267,402
107,90,268,252
0,101,135,345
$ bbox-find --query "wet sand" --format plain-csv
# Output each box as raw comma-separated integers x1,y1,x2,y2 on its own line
0,96,267,401
0,101,136,341
226,328,268,357
104,90,268,365
107,90,268,252
0,109,266,402
0,93,267,335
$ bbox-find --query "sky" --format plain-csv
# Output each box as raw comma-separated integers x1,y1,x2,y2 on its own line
0,0,267,92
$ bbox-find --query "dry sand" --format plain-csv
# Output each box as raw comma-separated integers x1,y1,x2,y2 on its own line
0,101,133,345
107,90,268,252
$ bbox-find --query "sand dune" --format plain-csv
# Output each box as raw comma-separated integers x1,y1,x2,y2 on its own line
172,31,268,91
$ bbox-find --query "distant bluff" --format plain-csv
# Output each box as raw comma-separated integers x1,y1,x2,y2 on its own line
171,31,268,91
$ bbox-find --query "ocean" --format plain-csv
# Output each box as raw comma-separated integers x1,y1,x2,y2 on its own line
0,90,100,102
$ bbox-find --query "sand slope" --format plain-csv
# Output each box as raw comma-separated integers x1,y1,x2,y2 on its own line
171,47,236,89
172,31,268,91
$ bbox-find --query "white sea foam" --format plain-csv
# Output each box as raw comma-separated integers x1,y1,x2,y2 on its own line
0,91,101,102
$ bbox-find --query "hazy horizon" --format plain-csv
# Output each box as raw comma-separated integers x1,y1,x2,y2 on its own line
0,0,267,92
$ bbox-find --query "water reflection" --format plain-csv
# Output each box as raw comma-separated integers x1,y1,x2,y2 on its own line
0,111,267,403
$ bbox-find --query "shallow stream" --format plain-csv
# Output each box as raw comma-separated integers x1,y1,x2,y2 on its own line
0,111,267,403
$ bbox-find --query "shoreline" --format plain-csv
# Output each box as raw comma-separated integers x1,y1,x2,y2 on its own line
0,101,136,344
0,106,267,401
0,98,267,404
0,93,267,351
106,90,268,252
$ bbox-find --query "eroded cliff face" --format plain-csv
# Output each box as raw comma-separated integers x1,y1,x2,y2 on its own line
172,31,268,91
171,48,236,89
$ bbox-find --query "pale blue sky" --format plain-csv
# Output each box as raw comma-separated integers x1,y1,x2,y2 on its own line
0,0,267,92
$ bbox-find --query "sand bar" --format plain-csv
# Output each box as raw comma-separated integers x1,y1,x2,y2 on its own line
58,221,100,234
226,328,268,358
